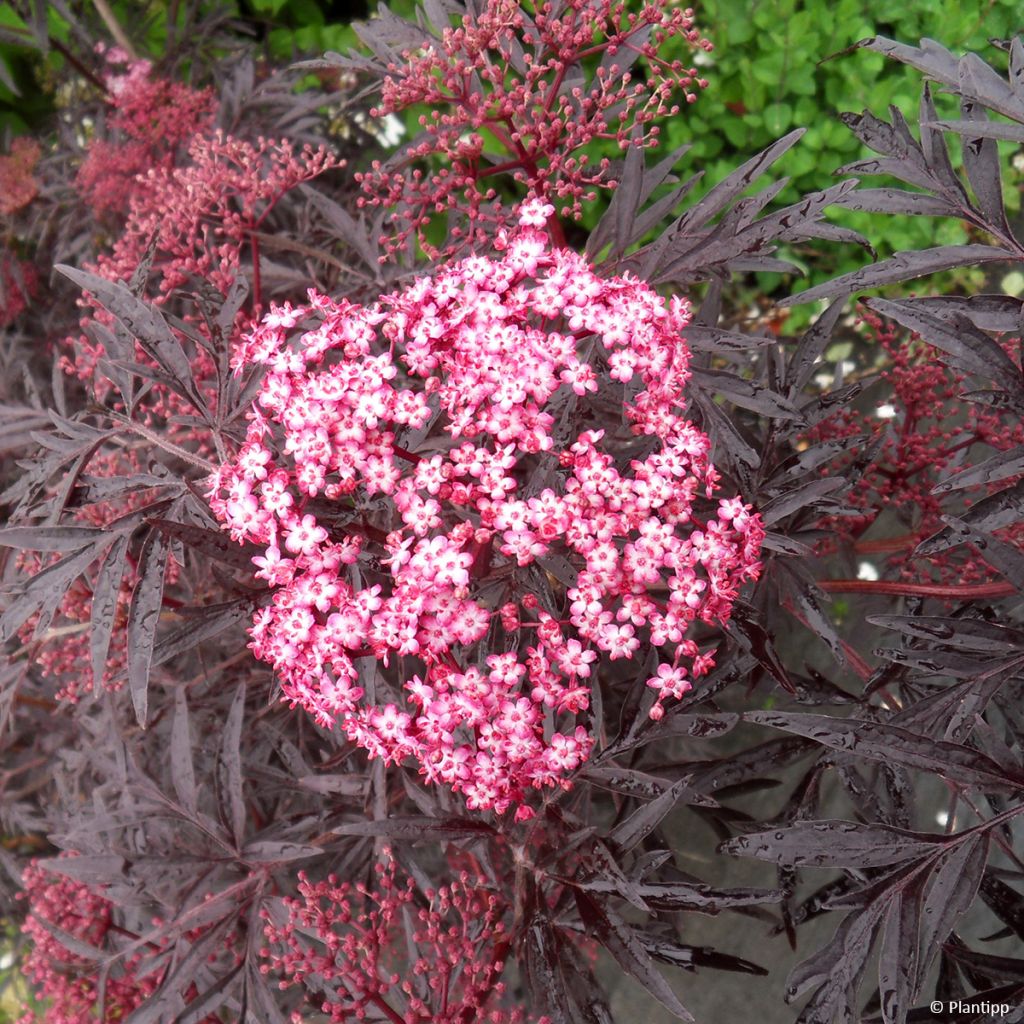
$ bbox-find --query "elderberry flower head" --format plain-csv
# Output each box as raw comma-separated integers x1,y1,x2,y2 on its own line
212,199,763,816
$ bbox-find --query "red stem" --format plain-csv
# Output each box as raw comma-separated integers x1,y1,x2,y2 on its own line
819,579,1015,600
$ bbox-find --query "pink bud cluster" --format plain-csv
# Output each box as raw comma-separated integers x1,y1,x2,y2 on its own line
0,254,38,328
17,449,174,702
211,201,763,816
261,851,542,1024
18,859,157,1024
0,136,41,216
808,312,1024,584
67,73,341,398
357,0,712,256
76,46,215,216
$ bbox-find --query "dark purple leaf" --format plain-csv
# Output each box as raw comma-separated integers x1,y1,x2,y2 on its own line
217,683,247,848
723,820,946,869
126,528,169,728
609,778,691,853
0,539,110,643
674,129,805,235
56,266,207,415
525,920,572,1024
167,963,244,1024
934,445,1024,494
865,298,1022,391
644,940,768,976
240,840,321,863
332,816,496,841
787,897,887,1022
575,892,694,1021
868,615,1024,655
745,711,1024,792
691,367,805,421
147,599,253,671
781,245,1014,306
878,873,927,1024
149,518,261,572
170,689,197,816
759,477,848,526
786,301,847,393
0,525,103,550
914,835,989,994
582,879,784,912
979,874,1024,940
90,533,129,691
834,187,956,217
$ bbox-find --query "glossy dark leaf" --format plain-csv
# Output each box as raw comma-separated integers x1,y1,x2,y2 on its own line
90,533,129,691
878,873,927,1024
575,892,694,1021
525,920,572,1024
56,266,207,415
332,816,496,840
723,820,946,869
0,539,110,643
787,896,888,1022
644,940,768,977
759,477,848,526
126,528,170,728
170,689,197,816
582,879,785,912
869,614,1024,655
745,711,1024,792
781,245,1013,306
865,298,1022,390
149,518,261,572
958,88,1010,234
833,187,956,217
609,778,691,853
914,835,989,995
240,840,321,863
217,683,247,849
979,874,1024,940
147,599,253,672
934,444,1024,494
0,525,103,550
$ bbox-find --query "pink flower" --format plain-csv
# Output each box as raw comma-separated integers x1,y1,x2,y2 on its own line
211,211,762,817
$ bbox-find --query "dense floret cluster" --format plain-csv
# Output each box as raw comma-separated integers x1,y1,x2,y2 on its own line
211,200,763,815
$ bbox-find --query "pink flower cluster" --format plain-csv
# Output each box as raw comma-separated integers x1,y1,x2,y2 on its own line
18,860,157,1024
262,851,541,1024
210,200,763,815
357,0,712,255
0,136,40,216
77,47,215,216
808,311,1024,584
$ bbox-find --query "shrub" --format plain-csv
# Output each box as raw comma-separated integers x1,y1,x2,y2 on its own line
3,4,1024,1024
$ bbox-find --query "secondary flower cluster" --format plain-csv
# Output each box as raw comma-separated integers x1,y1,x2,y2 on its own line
809,312,1024,584
66,53,341,396
0,136,41,216
77,46,215,216
262,852,538,1024
18,860,158,1024
357,0,711,255
210,200,763,815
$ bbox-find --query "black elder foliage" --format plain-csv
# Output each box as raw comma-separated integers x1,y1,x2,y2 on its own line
1,6,1024,1023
